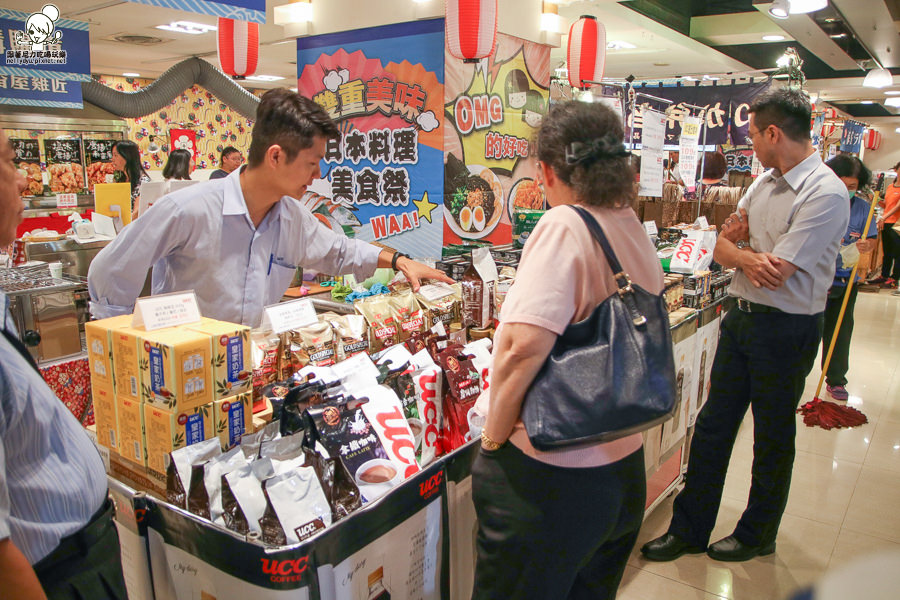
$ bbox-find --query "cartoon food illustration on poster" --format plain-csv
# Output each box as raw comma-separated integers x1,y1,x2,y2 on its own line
444,33,550,245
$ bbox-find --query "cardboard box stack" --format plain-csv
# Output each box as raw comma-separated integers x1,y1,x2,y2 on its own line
85,315,253,479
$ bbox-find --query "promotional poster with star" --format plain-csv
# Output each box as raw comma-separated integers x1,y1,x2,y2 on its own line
297,19,445,259
443,33,550,246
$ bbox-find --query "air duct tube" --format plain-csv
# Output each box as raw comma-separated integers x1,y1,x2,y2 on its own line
82,57,261,120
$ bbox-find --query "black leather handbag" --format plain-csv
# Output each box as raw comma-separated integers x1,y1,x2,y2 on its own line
521,205,678,450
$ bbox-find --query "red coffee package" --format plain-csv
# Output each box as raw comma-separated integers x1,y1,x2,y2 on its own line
438,346,482,451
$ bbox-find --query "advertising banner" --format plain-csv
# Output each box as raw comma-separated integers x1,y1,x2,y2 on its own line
298,19,445,259
679,116,701,192
628,81,772,147
121,0,266,24
840,120,865,154
443,33,550,246
638,109,666,198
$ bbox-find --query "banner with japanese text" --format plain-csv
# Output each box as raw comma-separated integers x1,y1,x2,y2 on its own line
444,34,550,246
628,81,772,148
121,0,265,24
840,120,865,154
298,19,445,259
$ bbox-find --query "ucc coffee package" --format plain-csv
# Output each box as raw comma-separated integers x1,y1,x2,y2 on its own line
221,463,266,536
360,385,420,483
355,295,400,353
389,289,427,343
264,469,332,544
327,314,369,361
187,446,248,522
463,338,493,393
461,264,493,329
411,350,444,466
251,332,281,403
306,398,399,503
291,321,337,368
166,438,221,509
439,346,482,451
415,283,463,331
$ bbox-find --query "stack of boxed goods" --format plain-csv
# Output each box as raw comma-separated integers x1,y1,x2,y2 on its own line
85,316,252,484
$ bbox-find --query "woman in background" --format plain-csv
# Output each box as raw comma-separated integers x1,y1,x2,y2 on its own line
111,140,150,219
874,161,900,288
162,149,193,181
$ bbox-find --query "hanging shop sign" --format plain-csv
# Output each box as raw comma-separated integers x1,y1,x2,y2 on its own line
444,32,550,246
121,0,265,24
628,81,772,147
169,128,199,163
724,148,753,173
0,6,90,108
298,19,446,259
840,120,865,154
678,115,701,192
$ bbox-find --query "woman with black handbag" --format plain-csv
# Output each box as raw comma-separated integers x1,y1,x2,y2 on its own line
471,101,672,600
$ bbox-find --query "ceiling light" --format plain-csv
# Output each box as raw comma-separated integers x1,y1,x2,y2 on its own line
895,127,900,133
860,100,874,104
763,35,786,41
885,90,900,95
829,33,848,39
156,21,216,35
769,0,790,19
790,0,827,14
703,75,720,81
885,97,900,107
863,68,894,88
245,75,285,82
122,72,140,77
683,76,699,81
607,40,636,50
274,1,313,25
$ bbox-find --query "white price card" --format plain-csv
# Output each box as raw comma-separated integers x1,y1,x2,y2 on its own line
56,193,78,208
419,282,456,302
643,220,659,236
261,298,317,334
132,291,202,331
695,216,710,229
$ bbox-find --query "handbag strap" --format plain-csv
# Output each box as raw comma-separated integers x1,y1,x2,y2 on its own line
568,205,648,326
2,326,42,375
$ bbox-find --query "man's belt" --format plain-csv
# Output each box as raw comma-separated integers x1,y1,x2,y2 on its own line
736,298,783,313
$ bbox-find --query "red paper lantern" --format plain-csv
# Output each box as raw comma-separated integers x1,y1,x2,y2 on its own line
865,128,882,151
217,17,259,78
445,0,498,63
567,15,606,89
822,107,837,138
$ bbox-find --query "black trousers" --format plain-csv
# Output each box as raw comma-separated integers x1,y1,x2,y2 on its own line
882,225,900,279
472,443,645,600
33,498,128,600
668,308,822,549
822,284,858,387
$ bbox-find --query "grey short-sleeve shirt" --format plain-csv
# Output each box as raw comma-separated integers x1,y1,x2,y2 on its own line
729,151,850,314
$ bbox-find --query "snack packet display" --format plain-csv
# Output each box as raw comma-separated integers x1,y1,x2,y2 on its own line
355,295,400,353
438,346,482,451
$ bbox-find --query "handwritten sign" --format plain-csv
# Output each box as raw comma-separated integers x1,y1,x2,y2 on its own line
679,115,701,192
56,193,78,208
132,291,202,331
261,298,317,334
10,138,40,162
45,138,82,164
85,139,115,162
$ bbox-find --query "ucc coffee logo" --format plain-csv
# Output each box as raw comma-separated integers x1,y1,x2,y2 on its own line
8,4,68,66
419,470,443,500
260,557,309,583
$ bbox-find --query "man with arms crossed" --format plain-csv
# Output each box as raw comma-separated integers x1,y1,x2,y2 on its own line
89,89,451,325
642,88,850,562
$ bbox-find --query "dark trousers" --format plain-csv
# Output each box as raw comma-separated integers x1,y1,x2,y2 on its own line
34,498,128,600
472,443,645,600
668,309,822,548
882,225,900,279
822,284,858,387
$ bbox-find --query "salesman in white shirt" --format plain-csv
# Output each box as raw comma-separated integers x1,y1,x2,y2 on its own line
89,88,451,326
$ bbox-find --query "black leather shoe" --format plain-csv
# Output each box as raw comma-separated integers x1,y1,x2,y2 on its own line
640,533,706,562
707,535,775,562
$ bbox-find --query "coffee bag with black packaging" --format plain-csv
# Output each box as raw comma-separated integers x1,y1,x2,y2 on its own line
438,346,482,451
355,295,400,353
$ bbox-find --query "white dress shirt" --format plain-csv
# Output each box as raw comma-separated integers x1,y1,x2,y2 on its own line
0,292,107,564
729,152,850,314
88,168,381,327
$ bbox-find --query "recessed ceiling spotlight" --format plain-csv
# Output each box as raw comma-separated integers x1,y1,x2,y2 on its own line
860,100,874,104
762,35,786,41
122,72,140,77
653,62,669,67
683,76,699,81
885,97,900,107
769,0,789,19
829,33,848,39
703,75,720,81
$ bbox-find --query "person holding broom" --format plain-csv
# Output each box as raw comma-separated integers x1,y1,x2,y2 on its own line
821,155,878,401
641,88,849,564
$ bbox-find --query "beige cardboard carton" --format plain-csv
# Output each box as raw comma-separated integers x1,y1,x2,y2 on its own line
92,382,119,455
85,315,132,392
143,402,214,477
111,325,145,401
212,393,251,451
139,327,212,411
188,319,252,400
117,396,146,466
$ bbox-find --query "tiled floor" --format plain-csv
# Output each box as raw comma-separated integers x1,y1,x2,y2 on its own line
620,290,900,600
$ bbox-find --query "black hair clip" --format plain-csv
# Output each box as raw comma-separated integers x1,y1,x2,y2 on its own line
565,135,630,166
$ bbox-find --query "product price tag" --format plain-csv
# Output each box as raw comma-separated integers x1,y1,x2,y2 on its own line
643,221,658,236
261,298,317,334
419,282,456,302
132,291,202,331
695,216,709,229
56,193,78,208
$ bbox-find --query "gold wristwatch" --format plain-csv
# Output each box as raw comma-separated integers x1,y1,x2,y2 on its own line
481,430,505,451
